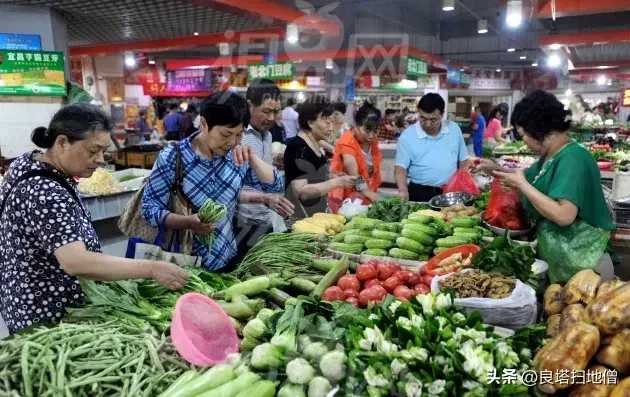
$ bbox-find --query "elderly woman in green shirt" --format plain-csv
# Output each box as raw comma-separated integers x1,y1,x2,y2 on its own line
477,90,614,283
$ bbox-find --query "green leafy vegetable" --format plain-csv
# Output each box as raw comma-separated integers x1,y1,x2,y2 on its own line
471,237,536,285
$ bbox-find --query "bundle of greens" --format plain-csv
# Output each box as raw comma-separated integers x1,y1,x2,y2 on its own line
339,294,533,397
367,197,429,222
0,320,189,397
471,236,536,286
198,198,228,247
473,191,490,211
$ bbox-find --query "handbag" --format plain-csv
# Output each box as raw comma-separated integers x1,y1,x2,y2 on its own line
118,143,197,257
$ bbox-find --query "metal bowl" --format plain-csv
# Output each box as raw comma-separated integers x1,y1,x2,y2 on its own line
429,192,474,209
480,211,533,238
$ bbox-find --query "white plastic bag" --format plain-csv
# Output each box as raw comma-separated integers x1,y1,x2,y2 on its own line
338,198,369,219
431,270,537,330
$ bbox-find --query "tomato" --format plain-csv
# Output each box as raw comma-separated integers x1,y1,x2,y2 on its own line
393,285,413,302
407,272,421,286
414,283,430,295
372,285,388,300
388,262,402,273
356,263,377,282
337,274,360,291
345,297,359,306
343,289,358,299
383,276,403,292
377,263,396,281
322,286,345,301
421,274,434,286
393,270,413,284
364,279,383,289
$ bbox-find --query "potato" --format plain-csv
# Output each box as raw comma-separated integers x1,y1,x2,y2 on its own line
597,279,626,299
610,377,630,397
568,365,617,397
563,269,601,306
547,314,561,337
544,284,566,316
560,304,589,332
588,283,630,335
596,329,630,374
534,322,600,394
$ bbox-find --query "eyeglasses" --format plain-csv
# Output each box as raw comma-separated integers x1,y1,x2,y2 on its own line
419,116,441,124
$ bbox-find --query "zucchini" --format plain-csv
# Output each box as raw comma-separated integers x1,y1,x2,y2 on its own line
376,222,402,233
388,248,419,260
362,249,388,257
312,256,349,297
453,227,478,235
364,239,394,250
407,213,433,224
350,217,383,230
401,228,435,246
402,222,438,237
344,235,371,245
290,277,317,293
452,231,480,241
396,237,425,253
310,258,340,273
451,216,481,228
435,236,471,248
371,229,399,241
344,228,374,238
329,242,364,254
331,231,348,243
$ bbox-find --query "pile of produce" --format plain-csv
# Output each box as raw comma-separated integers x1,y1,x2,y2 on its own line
292,213,346,235
366,197,428,222
471,236,536,286
439,270,516,299
0,321,189,397
321,259,432,307
440,203,480,223
198,198,228,247
423,244,480,276
537,269,629,395
78,168,123,196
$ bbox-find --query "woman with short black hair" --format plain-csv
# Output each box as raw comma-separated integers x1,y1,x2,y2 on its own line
476,90,614,282
0,103,189,335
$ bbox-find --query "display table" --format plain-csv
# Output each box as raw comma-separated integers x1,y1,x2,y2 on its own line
82,191,136,221
115,150,159,169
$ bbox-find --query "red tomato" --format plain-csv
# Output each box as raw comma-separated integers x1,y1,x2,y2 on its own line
337,274,360,291
372,285,388,300
356,264,377,282
421,274,434,286
345,297,359,306
322,286,345,301
383,276,403,292
364,279,383,289
343,289,358,299
414,283,430,295
388,262,402,273
393,285,413,302
393,270,413,284
377,263,396,281
407,272,421,286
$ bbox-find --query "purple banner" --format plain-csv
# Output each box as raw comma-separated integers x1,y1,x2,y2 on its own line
165,69,212,92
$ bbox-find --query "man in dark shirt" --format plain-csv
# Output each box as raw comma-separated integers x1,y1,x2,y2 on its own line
163,104,182,141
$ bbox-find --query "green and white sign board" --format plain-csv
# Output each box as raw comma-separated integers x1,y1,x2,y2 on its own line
406,56,428,78
248,62,294,81
0,49,66,96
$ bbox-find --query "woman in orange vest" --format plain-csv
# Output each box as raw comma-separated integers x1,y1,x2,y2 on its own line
329,102,383,212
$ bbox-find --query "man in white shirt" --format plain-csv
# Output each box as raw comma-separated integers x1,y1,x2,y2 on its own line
281,98,299,139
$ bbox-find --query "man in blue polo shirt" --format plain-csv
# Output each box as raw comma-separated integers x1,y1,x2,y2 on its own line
395,93,470,202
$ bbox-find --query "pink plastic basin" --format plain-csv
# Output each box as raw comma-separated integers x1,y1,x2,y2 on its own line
171,293,239,367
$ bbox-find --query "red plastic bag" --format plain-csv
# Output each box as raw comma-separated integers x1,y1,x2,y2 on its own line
442,169,480,196
484,178,527,230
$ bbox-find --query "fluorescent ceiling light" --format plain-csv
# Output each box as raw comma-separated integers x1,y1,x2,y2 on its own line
496,68,502,72
546,53,561,68
193,32,199,36
519,55,527,60
597,75,607,85
286,23,299,44
148,59,156,65
399,79,418,89
507,48,516,52
325,58,334,70
124,52,136,68
442,0,455,11
565,88,572,96
477,19,488,34
531,62,538,67
506,0,522,28
549,43,562,50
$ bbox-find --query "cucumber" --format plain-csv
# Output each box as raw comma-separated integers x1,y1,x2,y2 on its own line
376,222,402,233
371,229,399,241
407,213,433,224
344,228,374,238
451,216,481,228
310,258,340,272
312,256,349,297
290,277,317,293
362,249,388,257
344,235,370,245
453,227,478,235
452,231,480,241
402,222,438,237
329,242,364,254
388,248,419,260
401,228,435,246
435,236,471,248
395,237,425,254
364,239,394,250
331,231,348,242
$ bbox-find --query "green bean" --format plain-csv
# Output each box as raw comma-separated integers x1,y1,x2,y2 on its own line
20,342,32,397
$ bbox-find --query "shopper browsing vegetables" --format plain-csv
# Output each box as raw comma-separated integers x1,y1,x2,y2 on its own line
0,104,189,335
142,91,284,271
475,90,615,283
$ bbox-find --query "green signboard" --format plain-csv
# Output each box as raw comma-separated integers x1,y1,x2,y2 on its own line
406,56,427,78
248,62,294,81
0,49,65,96
460,72,472,86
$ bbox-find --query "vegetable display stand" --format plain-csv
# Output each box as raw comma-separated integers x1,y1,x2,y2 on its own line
359,253,426,272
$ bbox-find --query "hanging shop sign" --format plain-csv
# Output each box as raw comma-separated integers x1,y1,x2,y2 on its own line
406,56,427,78
165,68,212,93
447,69,461,85
248,63,294,81
0,49,65,96
623,88,630,107
469,77,511,90
0,33,41,50
460,72,471,87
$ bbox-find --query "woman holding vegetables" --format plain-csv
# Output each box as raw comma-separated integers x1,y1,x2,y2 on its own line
142,91,284,271
475,90,615,282
0,104,188,335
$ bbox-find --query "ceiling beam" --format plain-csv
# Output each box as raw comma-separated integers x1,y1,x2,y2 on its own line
536,0,630,18
572,59,630,69
69,27,284,57
539,28,630,47
209,0,341,36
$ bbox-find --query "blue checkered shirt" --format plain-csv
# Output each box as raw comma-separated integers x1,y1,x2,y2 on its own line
141,138,284,270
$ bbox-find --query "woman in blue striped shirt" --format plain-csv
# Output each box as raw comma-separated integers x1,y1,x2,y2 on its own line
142,91,284,271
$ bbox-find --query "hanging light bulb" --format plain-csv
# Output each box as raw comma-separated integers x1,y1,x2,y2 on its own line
325,58,334,70
286,23,299,44
219,42,230,56
124,52,136,68
506,0,523,28
477,19,488,34
546,53,561,68
442,0,455,11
